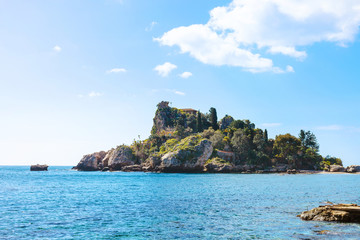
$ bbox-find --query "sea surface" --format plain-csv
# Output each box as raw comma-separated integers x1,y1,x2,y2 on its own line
0,166,359,239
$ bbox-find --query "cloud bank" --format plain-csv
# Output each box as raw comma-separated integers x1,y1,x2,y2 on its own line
156,0,360,73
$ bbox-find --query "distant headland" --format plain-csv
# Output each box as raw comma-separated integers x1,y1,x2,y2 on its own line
74,101,357,173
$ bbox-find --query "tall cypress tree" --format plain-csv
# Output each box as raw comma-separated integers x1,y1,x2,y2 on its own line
264,129,268,142
196,110,203,132
209,107,219,130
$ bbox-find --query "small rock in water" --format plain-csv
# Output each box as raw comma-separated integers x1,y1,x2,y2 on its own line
30,164,48,171
298,204,360,223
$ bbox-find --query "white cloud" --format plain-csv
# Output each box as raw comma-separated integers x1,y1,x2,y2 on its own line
174,90,185,96
53,45,61,52
156,0,360,73
179,72,193,78
106,68,127,74
154,62,177,77
146,21,158,32
268,46,307,60
88,91,103,97
261,123,282,127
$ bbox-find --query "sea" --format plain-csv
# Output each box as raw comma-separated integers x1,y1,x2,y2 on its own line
0,166,359,239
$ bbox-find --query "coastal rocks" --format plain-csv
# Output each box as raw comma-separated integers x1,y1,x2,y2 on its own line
299,204,360,223
30,164,48,171
75,151,106,171
267,164,290,173
104,145,135,171
330,165,345,172
122,165,143,172
204,157,234,173
346,165,360,173
287,169,297,174
159,136,213,172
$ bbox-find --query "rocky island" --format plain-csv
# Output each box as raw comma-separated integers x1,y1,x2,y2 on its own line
30,164,48,171
74,101,356,173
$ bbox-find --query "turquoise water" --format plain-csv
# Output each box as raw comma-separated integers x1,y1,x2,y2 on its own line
0,166,359,239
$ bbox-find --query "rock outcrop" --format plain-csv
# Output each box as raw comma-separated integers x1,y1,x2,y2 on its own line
159,135,213,172
299,204,360,223
204,157,234,173
75,151,106,171
330,164,345,172
30,164,48,171
346,165,360,173
103,145,135,171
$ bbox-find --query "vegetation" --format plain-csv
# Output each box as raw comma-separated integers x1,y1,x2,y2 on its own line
133,101,342,170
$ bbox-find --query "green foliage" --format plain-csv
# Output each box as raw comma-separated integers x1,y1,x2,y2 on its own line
273,133,301,164
299,130,319,151
264,129,268,142
196,110,203,132
253,129,266,151
209,107,219,130
323,155,343,166
231,129,251,164
209,130,226,150
230,120,245,129
200,127,215,139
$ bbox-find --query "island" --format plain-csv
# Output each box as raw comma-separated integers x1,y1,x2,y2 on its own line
74,101,357,173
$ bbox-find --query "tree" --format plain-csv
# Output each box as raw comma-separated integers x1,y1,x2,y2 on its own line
273,133,301,164
196,110,203,132
209,130,226,150
209,107,219,130
299,130,319,151
229,120,245,129
253,129,266,151
264,129,268,142
231,129,251,164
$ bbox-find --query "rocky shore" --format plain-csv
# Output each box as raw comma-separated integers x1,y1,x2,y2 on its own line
73,148,360,174
299,204,360,223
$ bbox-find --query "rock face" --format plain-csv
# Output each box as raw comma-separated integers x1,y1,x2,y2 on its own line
219,115,234,130
75,151,106,171
103,145,135,171
299,204,360,223
330,164,345,172
204,157,234,173
159,136,213,172
346,165,360,173
30,164,48,171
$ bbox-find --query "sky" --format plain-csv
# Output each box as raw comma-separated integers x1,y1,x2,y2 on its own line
0,0,359,166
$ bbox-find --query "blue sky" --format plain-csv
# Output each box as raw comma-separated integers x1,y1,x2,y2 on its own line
0,0,359,166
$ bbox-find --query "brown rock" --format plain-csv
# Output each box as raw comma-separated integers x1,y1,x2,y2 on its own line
299,204,360,223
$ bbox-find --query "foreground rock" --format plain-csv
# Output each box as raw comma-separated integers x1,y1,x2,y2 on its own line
102,145,135,171
299,204,360,223
30,164,48,171
74,151,106,171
